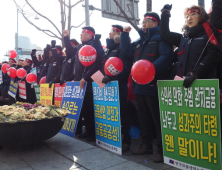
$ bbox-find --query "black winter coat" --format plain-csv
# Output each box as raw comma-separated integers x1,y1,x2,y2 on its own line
46,49,64,83
31,54,49,83
211,0,222,51
101,39,133,98
64,36,105,93
21,65,36,104
60,55,75,82
160,14,220,79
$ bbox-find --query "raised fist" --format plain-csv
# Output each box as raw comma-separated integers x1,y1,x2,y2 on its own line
63,30,69,37
123,26,132,33
161,4,172,12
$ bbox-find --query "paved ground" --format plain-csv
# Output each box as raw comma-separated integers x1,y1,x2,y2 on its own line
0,133,179,170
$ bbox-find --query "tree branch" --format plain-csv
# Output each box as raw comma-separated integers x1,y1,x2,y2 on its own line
71,0,84,8
25,0,62,37
127,4,137,26
58,0,69,8
13,0,61,40
70,11,93,30
113,0,139,31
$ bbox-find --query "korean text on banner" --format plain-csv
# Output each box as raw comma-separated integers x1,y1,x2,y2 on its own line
158,80,221,170
8,79,18,98
40,84,54,105
34,85,40,102
18,81,26,99
54,83,66,107
60,82,87,138
92,81,122,155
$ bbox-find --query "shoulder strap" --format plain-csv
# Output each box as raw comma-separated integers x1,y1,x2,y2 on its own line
202,22,219,45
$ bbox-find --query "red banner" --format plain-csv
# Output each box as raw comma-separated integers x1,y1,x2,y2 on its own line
18,81,26,99
54,83,66,107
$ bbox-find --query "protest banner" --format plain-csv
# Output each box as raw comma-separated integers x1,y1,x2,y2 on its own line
158,80,221,170
60,82,87,138
92,81,122,155
18,81,26,99
34,85,40,102
54,83,66,107
40,84,54,105
8,79,18,98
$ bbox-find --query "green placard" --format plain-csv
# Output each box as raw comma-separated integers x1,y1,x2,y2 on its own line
158,80,221,170
34,85,40,102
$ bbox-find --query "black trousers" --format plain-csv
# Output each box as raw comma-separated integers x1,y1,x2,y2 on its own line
120,97,132,145
81,91,95,134
136,94,162,151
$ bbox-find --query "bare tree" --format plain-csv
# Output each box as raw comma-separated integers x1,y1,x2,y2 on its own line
13,0,87,47
113,0,140,31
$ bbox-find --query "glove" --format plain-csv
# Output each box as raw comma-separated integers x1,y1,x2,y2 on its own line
102,76,111,84
161,4,172,16
49,81,53,88
183,73,197,88
60,80,65,86
161,4,172,11
95,34,101,41
51,40,56,48
31,49,37,56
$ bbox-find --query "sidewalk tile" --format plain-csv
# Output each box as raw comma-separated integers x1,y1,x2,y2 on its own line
18,145,75,170
66,148,127,170
104,161,153,170
45,133,96,155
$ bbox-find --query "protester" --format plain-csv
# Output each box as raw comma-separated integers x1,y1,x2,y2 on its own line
31,48,50,84
60,41,76,85
1,62,10,100
18,58,37,104
16,59,24,69
160,5,221,88
121,12,174,162
101,25,133,152
210,0,222,51
70,39,79,47
63,26,104,142
9,58,17,67
46,45,64,87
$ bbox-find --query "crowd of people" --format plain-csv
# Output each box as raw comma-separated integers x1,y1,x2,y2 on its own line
0,0,222,163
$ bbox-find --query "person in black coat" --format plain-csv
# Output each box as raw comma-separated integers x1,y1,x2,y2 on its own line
1,61,11,100
160,4,221,88
63,26,105,141
101,25,133,152
210,0,222,51
15,59,24,69
46,45,64,87
31,48,50,84
19,58,36,104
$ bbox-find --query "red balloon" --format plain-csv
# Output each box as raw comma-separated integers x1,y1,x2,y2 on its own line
26,73,37,84
131,60,155,85
78,45,97,67
1,63,10,73
9,50,17,59
7,67,17,79
104,57,123,76
16,68,27,79
39,76,46,85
